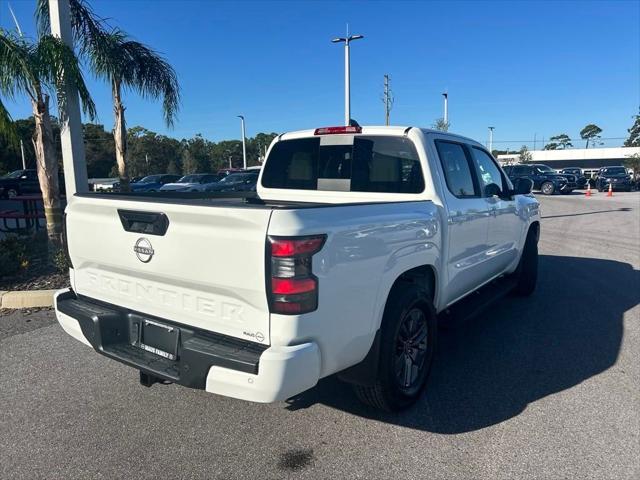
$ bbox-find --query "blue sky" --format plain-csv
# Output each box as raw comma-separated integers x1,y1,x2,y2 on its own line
1,0,639,150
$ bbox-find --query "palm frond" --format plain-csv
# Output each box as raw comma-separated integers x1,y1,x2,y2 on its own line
36,2,180,127
119,39,180,127
0,29,37,101
35,35,96,120
36,0,109,57
0,96,19,146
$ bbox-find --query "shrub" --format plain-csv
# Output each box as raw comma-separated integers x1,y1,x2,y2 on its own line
51,248,70,273
0,235,28,277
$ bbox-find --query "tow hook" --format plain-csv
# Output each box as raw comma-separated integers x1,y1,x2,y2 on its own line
139,370,171,387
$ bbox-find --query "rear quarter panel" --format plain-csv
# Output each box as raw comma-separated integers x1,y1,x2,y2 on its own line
268,201,442,378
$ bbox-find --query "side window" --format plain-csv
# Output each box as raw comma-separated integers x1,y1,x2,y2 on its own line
514,165,532,176
434,141,477,198
470,147,507,196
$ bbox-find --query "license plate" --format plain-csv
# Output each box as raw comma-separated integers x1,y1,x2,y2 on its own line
139,319,179,360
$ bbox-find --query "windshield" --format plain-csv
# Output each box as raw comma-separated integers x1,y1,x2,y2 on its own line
535,165,554,172
138,175,162,183
603,167,627,175
2,170,24,179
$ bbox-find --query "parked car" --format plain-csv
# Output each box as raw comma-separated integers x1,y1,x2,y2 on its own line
595,166,633,192
216,168,244,177
558,168,587,188
0,169,40,198
90,178,120,192
129,174,181,192
204,172,258,192
55,125,539,411
503,163,577,195
159,174,221,192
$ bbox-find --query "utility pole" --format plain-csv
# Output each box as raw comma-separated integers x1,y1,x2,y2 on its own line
20,139,26,169
238,115,247,169
332,26,364,126
533,132,537,151
48,0,88,196
442,92,449,128
488,127,495,153
382,74,394,126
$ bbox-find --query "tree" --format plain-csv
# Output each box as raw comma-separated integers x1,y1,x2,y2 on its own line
182,134,211,174
519,145,532,164
545,133,572,150
623,153,640,178
0,29,95,248
37,0,180,192
580,124,602,149
624,108,640,147
432,117,449,132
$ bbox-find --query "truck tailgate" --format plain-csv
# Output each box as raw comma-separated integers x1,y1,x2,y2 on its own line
66,196,273,345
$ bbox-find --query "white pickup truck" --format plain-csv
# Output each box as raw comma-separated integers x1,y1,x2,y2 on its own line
55,125,539,411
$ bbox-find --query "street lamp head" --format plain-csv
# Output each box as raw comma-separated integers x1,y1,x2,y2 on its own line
237,115,244,120
349,34,364,41
332,37,346,43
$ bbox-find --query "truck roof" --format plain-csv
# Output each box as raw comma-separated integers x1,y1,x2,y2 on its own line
277,125,483,147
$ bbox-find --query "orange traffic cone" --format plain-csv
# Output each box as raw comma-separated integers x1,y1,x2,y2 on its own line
585,183,592,197
607,183,613,197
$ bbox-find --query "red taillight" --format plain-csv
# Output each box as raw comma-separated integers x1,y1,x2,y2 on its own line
271,236,326,257
314,126,362,135
268,235,326,315
272,277,317,295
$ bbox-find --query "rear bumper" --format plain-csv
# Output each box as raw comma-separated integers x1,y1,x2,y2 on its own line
54,289,321,403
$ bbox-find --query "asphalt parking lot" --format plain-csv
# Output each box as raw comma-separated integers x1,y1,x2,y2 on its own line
1,192,639,479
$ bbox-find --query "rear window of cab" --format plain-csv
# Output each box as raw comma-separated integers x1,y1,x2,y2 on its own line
261,135,425,193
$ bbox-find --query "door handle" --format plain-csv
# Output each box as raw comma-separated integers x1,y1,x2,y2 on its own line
118,209,169,236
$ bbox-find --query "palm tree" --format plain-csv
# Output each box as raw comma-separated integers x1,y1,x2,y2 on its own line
0,29,95,248
37,0,180,192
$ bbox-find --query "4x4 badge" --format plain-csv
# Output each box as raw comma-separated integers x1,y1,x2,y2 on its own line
134,238,154,263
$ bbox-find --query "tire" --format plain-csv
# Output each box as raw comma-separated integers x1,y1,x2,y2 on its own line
541,182,555,195
513,228,538,296
7,188,18,199
353,284,437,411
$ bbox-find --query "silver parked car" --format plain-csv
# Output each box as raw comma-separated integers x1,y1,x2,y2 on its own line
159,174,221,192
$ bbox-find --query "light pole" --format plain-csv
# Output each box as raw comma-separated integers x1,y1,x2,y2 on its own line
488,126,495,153
442,92,448,128
237,115,247,169
332,28,364,126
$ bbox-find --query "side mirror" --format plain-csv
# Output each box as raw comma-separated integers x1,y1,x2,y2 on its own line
512,177,533,195
20,175,28,179
484,183,502,197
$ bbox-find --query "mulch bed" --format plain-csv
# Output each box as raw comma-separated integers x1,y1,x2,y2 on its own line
0,260,70,292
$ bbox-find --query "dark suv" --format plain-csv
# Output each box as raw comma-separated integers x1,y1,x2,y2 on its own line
0,169,40,198
559,168,587,189
502,164,577,195
595,166,632,192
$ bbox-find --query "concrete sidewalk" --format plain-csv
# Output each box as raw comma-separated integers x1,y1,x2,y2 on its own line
0,289,56,309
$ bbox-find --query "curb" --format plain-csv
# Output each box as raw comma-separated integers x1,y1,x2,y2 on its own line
0,289,57,309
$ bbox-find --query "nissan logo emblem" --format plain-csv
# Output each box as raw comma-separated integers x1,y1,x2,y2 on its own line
134,238,154,263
